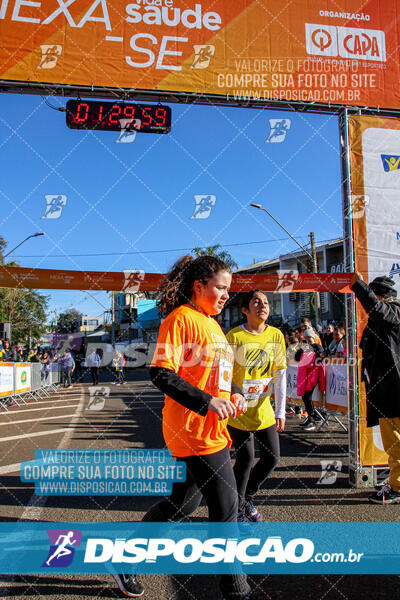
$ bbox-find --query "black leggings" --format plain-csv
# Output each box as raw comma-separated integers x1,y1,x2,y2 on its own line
142,445,249,598
302,387,317,417
228,424,280,511
143,445,238,522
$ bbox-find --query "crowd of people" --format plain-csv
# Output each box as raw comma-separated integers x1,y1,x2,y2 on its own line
0,341,127,389
283,317,347,359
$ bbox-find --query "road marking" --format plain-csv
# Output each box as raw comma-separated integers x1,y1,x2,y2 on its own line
0,413,76,427
106,35,123,41
2,397,83,411
0,428,70,442
1,390,86,598
0,462,21,474
0,404,79,415
21,390,86,521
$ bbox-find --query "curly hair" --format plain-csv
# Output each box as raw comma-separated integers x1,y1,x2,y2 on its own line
157,255,231,317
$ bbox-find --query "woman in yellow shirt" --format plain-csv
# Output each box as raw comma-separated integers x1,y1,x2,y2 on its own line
227,290,287,522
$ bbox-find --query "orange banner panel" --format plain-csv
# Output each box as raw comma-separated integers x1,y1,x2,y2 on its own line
0,266,354,292
0,0,399,109
348,115,400,466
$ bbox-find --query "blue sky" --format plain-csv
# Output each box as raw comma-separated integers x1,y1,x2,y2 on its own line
0,94,343,321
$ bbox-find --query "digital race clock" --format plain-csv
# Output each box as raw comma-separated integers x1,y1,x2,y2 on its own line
66,100,171,134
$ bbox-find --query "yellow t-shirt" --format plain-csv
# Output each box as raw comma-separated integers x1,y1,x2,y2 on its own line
227,324,286,431
150,304,234,457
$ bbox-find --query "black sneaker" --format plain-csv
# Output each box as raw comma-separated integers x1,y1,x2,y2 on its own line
113,574,144,597
303,420,316,432
299,416,312,428
369,483,400,505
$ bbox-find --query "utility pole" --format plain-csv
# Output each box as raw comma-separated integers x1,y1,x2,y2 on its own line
310,232,321,326
111,292,115,347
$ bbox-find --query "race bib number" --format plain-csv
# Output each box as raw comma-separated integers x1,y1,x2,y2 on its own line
219,359,233,392
242,378,273,404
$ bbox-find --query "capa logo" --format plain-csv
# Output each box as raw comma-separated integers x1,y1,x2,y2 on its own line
84,536,314,565
305,24,386,62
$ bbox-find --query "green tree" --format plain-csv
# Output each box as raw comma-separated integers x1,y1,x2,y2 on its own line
0,237,49,344
57,308,82,333
0,288,48,344
192,244,238,270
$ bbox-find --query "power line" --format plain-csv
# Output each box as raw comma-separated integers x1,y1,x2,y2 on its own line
10,236,315,258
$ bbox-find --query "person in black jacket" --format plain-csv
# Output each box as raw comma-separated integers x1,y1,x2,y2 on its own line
351,272,400,504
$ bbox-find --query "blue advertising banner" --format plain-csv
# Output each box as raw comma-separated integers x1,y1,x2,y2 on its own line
0,522,399,575
20,449,186,496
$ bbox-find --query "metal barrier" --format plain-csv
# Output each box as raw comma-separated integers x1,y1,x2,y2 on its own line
0,361,61,410
282,358,348,432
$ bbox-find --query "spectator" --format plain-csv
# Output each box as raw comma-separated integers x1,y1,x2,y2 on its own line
41,352,51,382
294,328,304,343
61,350,75,388
29,351,41,363
300,317,322,345
286,332,302,365
9,345,18,361
351,272,400,504
322,323,335,352
295,328,326,431
73,351,84,382
328,326,346,356
2,340,10,360
86,349,101,385
112,350,126,385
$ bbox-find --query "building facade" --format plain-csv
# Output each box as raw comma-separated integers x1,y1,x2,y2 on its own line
217,238,345,331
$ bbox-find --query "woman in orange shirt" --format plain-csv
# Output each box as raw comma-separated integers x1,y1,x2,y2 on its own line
113,255,250,600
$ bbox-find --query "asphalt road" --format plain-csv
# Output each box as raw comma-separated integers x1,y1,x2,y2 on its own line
0,369,398,599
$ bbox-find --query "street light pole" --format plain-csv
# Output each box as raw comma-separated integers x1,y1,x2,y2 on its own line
250,204,313,259
4,232,45,258
111,292,115,347
250,203,322,325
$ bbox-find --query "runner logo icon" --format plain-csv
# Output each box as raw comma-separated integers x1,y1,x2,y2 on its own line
41,194,67,219
38,45,62,69
266,119,291,143
191,45,215,69
43,529,82,567
190,195,216,219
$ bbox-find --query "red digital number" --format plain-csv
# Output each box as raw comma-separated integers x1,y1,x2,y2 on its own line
141,107,153,128
123,105,136,126
108,104,122,126
93,104,104,123
74,102,90,123
155,107,167,127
